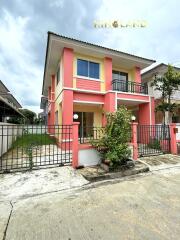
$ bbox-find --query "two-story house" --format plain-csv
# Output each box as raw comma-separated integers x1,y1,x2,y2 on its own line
0,80,23,122
141,63,180,124
41,32,156,140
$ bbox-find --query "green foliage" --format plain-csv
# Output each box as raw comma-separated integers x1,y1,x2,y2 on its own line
91,106,132,167
147,138,161,150
151,64,180,123
11,134,56,148
7,108,37,124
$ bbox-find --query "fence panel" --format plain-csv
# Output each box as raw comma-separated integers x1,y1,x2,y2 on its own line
138,125,170,157
79,126,104,144
0,124,72,173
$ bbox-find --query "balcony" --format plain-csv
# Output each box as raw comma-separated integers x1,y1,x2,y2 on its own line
112,79,148,95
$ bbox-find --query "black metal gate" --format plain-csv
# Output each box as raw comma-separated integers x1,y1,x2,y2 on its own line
138,125,171,157
0,124,72,173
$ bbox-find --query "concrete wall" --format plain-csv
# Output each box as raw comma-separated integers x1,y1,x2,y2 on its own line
176,124,180,141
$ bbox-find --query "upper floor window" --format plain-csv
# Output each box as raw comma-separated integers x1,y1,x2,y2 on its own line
56,67,60,85
112,70,128,81
77,59,100,79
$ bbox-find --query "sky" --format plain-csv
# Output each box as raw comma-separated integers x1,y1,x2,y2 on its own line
0,0,180,114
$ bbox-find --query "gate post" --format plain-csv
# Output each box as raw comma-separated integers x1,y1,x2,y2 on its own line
72,122,80,168
169,123,177,155
131,122,138,160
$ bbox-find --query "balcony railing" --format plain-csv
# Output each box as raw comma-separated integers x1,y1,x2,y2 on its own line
112,79,148,95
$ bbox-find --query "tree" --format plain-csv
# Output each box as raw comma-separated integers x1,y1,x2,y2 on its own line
7,109,36,124
91,106,132,167
151,65,180,124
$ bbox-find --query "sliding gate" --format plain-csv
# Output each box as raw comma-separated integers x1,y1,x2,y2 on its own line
0,124,72,173
138,125,171,157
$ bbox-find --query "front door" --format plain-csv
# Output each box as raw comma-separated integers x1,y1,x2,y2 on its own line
73,112,94,139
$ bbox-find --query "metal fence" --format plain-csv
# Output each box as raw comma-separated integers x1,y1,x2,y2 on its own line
79,126,104,144
138,124,170,157
0,124,72,173
112,79,148,95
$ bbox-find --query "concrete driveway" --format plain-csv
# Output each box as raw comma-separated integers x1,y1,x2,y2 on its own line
1,167,180,240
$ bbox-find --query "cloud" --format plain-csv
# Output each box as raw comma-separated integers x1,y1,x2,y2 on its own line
0,0,180,113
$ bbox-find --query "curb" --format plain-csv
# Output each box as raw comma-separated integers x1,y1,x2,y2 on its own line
82,164,149,182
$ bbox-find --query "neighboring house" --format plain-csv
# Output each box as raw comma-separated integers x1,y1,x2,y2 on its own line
141,63,180,124
41,32,156,138
0,80,23,122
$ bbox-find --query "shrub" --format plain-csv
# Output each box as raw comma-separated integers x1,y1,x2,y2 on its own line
91,106,132,167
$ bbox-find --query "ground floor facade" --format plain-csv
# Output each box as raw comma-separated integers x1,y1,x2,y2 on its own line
48,89,155,134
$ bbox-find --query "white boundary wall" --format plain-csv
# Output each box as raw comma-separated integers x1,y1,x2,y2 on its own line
0,123,22,157
176,124,180,141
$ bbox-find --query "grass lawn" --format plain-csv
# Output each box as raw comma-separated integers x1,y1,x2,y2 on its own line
12,134,57,148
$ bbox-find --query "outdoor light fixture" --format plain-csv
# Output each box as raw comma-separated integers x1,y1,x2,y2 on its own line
131,115,136,121
73,114,79,120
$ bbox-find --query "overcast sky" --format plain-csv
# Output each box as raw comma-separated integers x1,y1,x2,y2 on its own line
0,0,180,113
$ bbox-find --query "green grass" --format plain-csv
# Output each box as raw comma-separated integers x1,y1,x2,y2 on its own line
11,134,57,148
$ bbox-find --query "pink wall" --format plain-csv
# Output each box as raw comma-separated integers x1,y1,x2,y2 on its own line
139,102,151,125
117,93,149,101
104,57,112,91
103,92,116,126
74,92,104,103
63,47,73,88
76,78,100,91
135,67,141,84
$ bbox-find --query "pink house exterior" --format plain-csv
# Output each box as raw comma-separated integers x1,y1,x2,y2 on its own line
41,32,155,129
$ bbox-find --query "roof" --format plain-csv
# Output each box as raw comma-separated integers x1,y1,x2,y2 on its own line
41,31,156,97
141,63,180,77
0,80,22,108
0,95,24,118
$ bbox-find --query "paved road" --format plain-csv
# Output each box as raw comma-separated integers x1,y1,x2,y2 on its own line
1,168,180,240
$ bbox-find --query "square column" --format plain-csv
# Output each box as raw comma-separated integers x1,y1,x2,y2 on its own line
102,92,116,126
63,47,74,88
139,97,155,125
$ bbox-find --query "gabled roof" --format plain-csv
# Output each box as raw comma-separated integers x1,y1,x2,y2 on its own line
141,63,180,77
0,80,22,108
41,31,156,97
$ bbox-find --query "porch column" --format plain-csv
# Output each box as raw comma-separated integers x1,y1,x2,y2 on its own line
102,92,116,126
139,97,155,125
47,86,51,126
63,47,73,88
72,122,80,168
51,75,55,125
169,123,178,155
62,90,73,125
131,122,138,160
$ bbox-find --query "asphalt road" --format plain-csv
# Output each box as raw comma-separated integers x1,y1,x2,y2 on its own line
1,168,180,240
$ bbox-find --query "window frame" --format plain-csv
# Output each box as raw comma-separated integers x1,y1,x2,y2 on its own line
77,58,100,80
56,66,60,86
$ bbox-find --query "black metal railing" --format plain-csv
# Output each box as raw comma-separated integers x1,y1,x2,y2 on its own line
137,124,170,157
112,79,148,94
0,124,72,173
79,126,104,144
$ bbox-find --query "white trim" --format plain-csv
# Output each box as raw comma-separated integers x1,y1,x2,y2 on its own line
117,97,149,103
63,87,105,95
75,76,104,82
73,100,104,105
62,139,73,142
115,92,117,110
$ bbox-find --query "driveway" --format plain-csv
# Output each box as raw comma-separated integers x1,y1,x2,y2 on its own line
1,167,180,240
